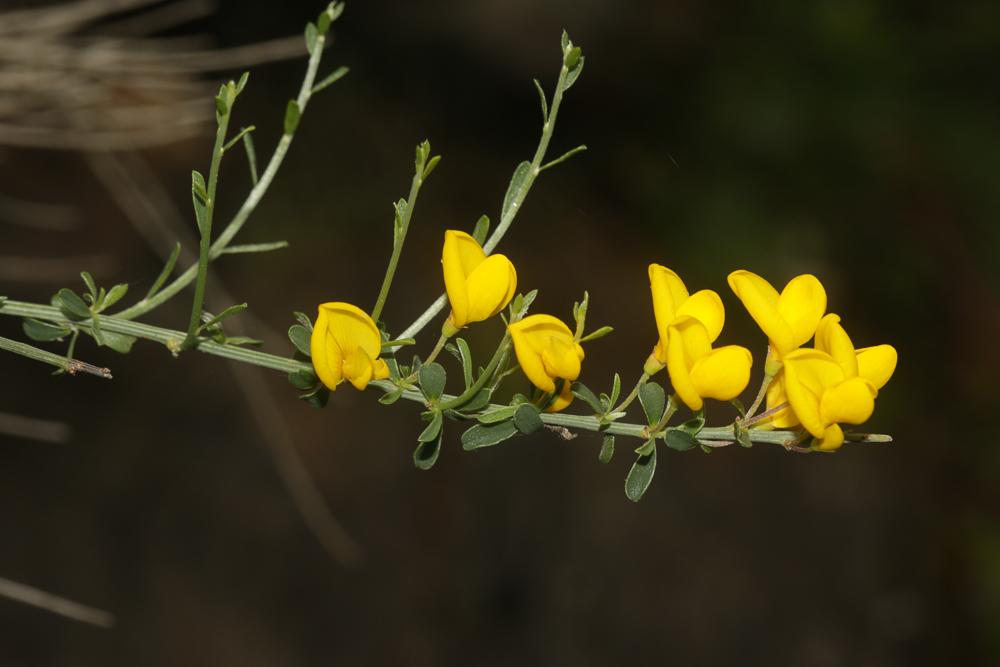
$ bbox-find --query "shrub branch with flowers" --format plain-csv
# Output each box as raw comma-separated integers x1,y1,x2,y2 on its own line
0,3,896,502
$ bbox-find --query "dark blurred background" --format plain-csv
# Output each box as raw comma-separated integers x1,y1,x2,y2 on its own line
2,0,999,665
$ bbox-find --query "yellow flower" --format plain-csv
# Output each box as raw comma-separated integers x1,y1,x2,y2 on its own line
762,314,898,433
310,302,390,391
508,314,585,412
644,264,752,411
727,270,827,360
442,230,517,331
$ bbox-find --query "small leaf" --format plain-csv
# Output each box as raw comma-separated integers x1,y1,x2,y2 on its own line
734,420,753,448
533,78,548,121
730,398,747,417
561,30,570,52
236,71,250,94
199,303,247,332
419,362,446,401
103,283,129,310
570,382,603,413
23,318,70,342
218,241,289,255
288,324,311,356
461,421,518,450
478,405,519,424
564,46,582,70
455,338,473,389
243,132,259,186
625,447,657,502
678,411,705,436
609,372,622,407
423,155,441,178
418,411,444,443
513,404,543,435
317,8,332,34
578,325,613,343
284,100,301,135
413,428,442,471
634,439,656,456
501,160,531,222
293,311,313,331
299,385,329,409
223,336,261,346
638,382,666,425
379,388,404,405
565,56,585,91
80,272,97,300
664,428,699,452
288,369,318,390
98,330,137,354
304,22,318,54
215,93,228,117
191,170,208,231
599,435,615,464
472,215,490,244
54,288,90,320
460,389,492,413
311,65,349,94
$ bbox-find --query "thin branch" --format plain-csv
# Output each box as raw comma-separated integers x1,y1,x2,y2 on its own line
0,576,114,628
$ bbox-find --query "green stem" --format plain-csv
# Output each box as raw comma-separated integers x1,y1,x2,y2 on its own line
0,300,892,448
115,32,329,321
397,56,574,341
613,372,648,414
183,103,232,349
371,168,424,323
0,334,111,379
741,370,774,425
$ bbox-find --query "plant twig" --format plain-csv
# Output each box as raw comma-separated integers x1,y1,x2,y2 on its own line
0,576,114,628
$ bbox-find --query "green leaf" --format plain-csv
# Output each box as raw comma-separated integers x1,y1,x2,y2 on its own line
317,8,332,34
609,373,622,406
54,288,90,320
578,325,612,343
223,336,262,347
311,65,349,94
419,362,446,401
461,421,518,451
23,318,70,342
80,272,97,301
191,170,208,232
242,132,259,186
288,369,318,390
455,338,473,388
218,241,289,255
284,100,301,135
198,303,247,332
730,398,747,417
379,388,404,405
638,382,666,425
539,144,588,173
734,420,753,448
214,93,228,117
564,46,582,70
423,155,441,179
513,404,543,435
570,381,603,413
599,435,615,464
501,160,531,222
305,22,318,54
413,429,442,471
561,30,570,52
288,324,311,356
472,215,490,244
634,438,656,456
417,411,443,443
478,405,518,424
565,56,584,91
98,330,136,354
236,71,250,94
146,243,181,300
299,385,329,409
293,311,313,331
460,389,492,413
625,447,657,502
664,428,699,452
678,411,705,436
103,283,128,310
533,78,548,121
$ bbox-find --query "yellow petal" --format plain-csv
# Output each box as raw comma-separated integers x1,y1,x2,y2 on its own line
509,314,575,393
649,264,689,345
310,308,343,390
776,274,827,349
464,254,518,323
727,270,795,356
666,317,711,411
815,313,858,377
540,334,583,382
546,380,575,413
764,371,798,428
676,289,725,342
318,302,382,359
782,349,844,438
819,377,876,426
373,358,390,381
442,230,485,327
342,346,375,390
813,424,845,451
856,344,897,390
690,344,752,401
